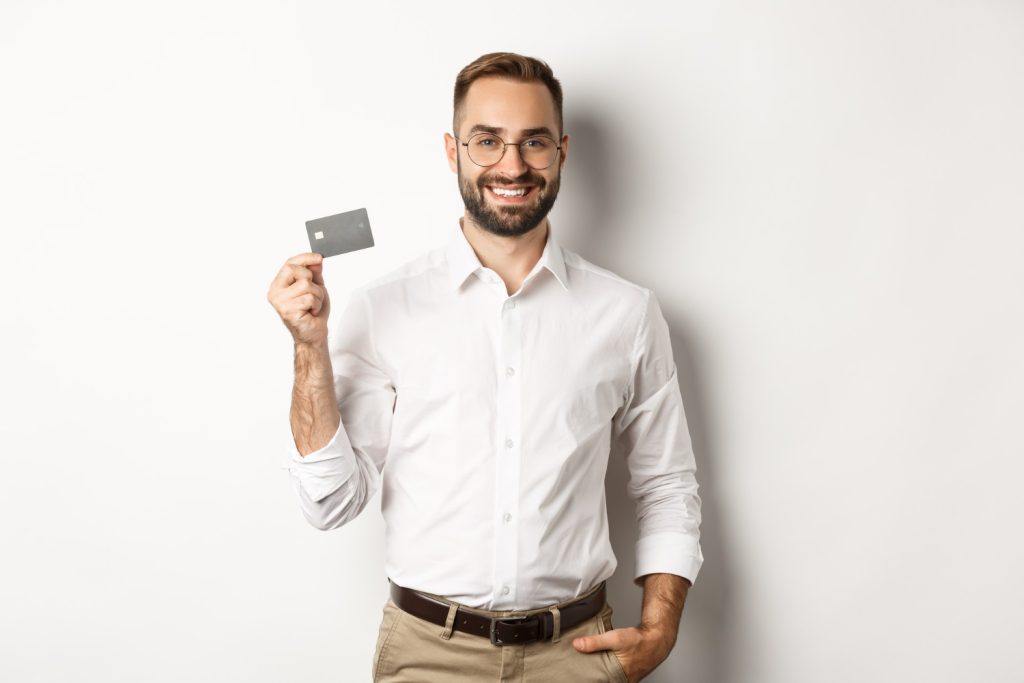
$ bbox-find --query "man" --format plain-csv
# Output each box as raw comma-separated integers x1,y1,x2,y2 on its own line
267,52,702,682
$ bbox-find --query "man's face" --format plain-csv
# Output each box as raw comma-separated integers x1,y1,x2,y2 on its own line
445,77,569,238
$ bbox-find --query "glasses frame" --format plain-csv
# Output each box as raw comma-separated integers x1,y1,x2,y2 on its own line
453,132,563,170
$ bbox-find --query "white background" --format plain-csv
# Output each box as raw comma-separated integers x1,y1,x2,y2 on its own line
2,1,1022,681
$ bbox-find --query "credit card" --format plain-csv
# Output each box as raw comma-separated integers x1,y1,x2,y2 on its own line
305,208,374,258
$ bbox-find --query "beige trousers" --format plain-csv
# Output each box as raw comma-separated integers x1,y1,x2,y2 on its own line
371,583,629,682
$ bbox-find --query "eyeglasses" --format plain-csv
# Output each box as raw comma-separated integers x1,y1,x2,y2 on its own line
454,132,562,170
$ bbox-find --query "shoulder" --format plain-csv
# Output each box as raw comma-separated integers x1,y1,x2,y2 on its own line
353,243,448,301
562,246,653,308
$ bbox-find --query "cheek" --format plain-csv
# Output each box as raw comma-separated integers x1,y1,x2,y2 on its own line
534,176,553,192
458,171,482,191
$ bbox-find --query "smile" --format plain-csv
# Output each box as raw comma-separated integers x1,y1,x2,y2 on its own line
486,185,536,203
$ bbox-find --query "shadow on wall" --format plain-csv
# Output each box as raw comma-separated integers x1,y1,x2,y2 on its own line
562,110,735,683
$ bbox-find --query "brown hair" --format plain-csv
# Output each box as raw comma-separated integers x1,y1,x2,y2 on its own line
453,52,564,137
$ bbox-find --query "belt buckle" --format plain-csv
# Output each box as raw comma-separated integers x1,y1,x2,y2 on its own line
489,616,532,646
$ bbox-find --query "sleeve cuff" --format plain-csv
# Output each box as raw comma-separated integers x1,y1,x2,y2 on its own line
633,531,704,586
282,421,358,502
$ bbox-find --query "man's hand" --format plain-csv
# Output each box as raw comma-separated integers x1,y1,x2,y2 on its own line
267,252,331,347
574,573,691,682
572,623,674,683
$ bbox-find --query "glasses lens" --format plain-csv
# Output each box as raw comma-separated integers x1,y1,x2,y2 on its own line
466,133,505,166
519,137,557,169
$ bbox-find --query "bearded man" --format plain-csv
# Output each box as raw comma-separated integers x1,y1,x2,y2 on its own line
268,52,703,683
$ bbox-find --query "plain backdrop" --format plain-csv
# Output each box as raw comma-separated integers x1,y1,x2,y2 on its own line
2,1,1022,681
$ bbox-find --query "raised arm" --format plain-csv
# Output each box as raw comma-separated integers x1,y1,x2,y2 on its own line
268,253,395,530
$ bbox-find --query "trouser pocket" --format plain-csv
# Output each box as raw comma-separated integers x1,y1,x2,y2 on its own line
596,603,628,683
372,599,402,682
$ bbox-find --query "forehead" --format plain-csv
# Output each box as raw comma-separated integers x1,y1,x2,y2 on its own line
460,76,558,136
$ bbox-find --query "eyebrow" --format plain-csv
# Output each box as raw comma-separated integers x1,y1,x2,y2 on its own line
467,124,557,138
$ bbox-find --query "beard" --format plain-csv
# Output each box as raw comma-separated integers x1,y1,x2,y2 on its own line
457,154,561,238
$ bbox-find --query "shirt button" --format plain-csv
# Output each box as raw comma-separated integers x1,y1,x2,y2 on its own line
503,512,511,523
505,366,515,376
505,438,514,448
507,300,517,309
501,586,510,595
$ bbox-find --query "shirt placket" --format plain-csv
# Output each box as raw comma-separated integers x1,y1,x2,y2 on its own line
492,289,522,609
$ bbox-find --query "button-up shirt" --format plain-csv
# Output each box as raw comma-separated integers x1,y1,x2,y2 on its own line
283,219,703,610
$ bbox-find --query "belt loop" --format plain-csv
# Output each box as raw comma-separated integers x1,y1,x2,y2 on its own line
548,605,561,643
440,602,459,640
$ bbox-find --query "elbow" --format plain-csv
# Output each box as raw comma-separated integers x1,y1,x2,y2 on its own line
308,515,346,532
302,504,355,532
289,452,382,531
300,482,374,531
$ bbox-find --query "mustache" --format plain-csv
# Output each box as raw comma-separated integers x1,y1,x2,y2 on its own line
477,170,545,188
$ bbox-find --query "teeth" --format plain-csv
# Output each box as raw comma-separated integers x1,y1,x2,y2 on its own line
491,187,527,197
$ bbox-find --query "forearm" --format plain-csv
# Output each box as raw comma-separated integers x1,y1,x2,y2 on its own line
639,572,691,646
290,341,341,456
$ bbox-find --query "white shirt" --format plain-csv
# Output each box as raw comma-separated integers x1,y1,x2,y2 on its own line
283,219,703,610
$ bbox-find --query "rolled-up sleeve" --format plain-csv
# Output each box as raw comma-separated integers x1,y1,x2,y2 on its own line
611,289,703,585
282,286,396,531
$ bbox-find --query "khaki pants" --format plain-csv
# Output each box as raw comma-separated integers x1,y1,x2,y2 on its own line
371,583,629,682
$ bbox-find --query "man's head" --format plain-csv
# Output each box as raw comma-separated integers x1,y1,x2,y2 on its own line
445,52,568,238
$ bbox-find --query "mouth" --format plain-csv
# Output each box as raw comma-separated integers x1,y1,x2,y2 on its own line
485,184,537,204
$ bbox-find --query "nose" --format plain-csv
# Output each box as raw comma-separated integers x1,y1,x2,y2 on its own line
493,141,530,177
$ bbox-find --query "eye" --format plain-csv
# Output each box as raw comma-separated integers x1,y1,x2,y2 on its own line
523,137,550,149
472,134,501,147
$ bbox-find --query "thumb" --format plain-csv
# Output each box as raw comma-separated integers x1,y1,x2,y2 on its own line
573,633,610,653
309,262,325,286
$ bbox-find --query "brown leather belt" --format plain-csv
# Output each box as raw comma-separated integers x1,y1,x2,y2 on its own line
388,579,607,646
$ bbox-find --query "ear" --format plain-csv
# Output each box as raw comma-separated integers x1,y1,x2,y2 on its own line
444,132,458,173
558,133,569,172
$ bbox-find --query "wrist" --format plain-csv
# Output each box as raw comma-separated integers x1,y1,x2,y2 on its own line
294,339,328,353
639,621,677,650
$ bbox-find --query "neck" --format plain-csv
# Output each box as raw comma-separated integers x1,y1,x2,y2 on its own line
459,215,549,291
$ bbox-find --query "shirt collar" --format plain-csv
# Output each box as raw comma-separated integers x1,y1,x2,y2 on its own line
445,218,570,292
